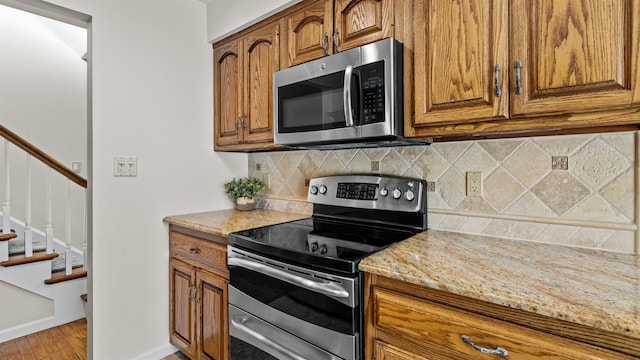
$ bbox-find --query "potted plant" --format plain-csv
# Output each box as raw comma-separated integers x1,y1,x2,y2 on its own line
223,177,265,211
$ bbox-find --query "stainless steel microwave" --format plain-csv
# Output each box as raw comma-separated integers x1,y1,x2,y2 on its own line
274,38,418,149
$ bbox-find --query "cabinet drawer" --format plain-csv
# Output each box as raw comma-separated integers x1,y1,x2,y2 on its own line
170,231,227,274
372,287,630,359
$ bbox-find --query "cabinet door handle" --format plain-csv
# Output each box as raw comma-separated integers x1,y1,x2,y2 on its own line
461,335,508,356
241,113,248,130
333,29,340,52
321,32,329,56
187,284,195,301
494,64,502,97
193,285,200,304
189,248,201,255
234,116,241,131
514,60,523,95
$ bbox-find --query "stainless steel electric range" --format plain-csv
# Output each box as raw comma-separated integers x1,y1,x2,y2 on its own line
227,175,428,360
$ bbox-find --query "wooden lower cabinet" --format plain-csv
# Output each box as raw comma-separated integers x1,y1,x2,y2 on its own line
169,226,229,360
365,274,638,360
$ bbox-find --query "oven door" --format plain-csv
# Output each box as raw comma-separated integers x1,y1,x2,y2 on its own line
228,246,359,360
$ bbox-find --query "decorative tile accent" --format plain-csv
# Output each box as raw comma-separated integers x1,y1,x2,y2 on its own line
249,131,638,253
551,156,569,170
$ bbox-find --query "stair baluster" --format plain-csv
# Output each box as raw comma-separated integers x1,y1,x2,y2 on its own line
65,180,72,275
1,140,11,262
24,154,33,257
45,167,54,254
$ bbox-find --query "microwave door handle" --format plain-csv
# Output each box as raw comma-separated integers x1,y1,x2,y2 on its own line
343,65,355,127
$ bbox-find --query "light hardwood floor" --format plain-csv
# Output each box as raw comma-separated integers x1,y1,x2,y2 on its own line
0,319,87,360
0,320,187,360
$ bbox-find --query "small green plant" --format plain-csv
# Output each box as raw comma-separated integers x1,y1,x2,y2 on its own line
223,177,265,200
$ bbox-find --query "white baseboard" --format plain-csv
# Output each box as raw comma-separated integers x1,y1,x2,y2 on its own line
0,316,54,343
131,343,179,360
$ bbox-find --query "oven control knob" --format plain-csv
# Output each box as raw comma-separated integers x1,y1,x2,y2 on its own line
310,242,319,252
392,188,402,199
405,189,415,201
319,185,328,194
319,244,328,254
380,188,389,197
310,185,319,195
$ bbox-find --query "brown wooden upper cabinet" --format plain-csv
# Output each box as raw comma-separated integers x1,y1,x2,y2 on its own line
410,0,640,137
281,0,395,68
214,21,280,151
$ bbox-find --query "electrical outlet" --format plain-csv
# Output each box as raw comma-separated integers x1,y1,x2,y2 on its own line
427,181,436,192
466,172,482,197
371,161,380,172
113,157,137,177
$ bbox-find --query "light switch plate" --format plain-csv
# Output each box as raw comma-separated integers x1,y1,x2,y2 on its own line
114,157,137,177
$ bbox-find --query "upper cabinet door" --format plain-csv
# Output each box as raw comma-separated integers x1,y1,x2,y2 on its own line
214,39,243,147
243,22,280,144
333,0,394,52
413,0,509,126
283,0,334,68
510,0,640,117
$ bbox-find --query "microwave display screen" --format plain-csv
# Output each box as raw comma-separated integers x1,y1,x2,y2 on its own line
336,183,378,200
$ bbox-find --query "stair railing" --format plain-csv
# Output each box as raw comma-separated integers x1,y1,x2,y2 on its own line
0,124,87,274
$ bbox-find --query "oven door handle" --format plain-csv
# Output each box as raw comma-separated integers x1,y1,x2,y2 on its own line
231,317,309,360
228,256,350,299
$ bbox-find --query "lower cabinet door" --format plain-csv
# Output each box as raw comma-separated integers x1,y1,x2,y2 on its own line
196,269,229,360
170,258,197,359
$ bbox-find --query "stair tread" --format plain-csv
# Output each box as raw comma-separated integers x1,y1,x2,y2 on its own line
44,267,87,284
0,251,59,267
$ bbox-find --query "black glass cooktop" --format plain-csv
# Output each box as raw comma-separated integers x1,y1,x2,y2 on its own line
228,217,417,274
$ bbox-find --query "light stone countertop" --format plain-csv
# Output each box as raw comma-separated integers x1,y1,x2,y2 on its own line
163,209,309,237
359,229,640,340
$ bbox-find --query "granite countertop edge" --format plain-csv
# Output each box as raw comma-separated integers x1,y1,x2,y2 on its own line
359,229,640,340
163,209,309,237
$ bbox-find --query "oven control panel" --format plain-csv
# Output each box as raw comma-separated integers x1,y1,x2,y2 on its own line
308,175,426,213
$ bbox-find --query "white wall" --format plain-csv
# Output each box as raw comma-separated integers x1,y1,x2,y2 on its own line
0,281,53,329
207,0,301,42
9,0,247,358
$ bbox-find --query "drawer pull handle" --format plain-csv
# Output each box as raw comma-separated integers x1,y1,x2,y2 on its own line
461,335,508,356
189,248,201,255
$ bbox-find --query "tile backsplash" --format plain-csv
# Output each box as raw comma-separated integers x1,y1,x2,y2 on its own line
249,132,639,254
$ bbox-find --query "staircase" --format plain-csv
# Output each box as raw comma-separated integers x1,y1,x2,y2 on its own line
0,124,88,343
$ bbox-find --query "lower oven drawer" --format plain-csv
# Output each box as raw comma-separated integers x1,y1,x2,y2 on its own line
229,305,344,360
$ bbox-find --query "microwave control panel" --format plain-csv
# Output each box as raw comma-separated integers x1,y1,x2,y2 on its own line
361,61,385,124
